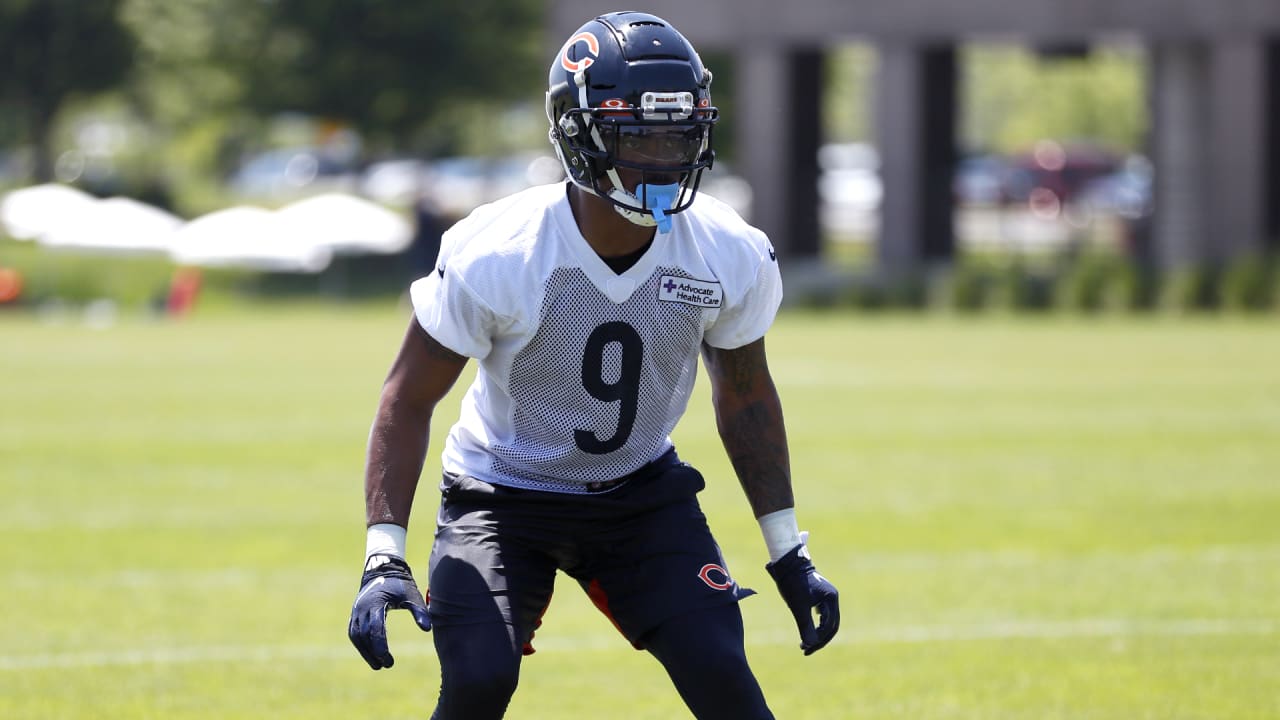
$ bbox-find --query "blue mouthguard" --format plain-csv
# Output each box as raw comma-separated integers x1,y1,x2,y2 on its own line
639,183,680,233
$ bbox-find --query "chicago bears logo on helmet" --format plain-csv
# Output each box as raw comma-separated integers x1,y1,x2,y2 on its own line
560,31,599,72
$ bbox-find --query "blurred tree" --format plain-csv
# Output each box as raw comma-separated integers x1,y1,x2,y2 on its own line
119,0,268,209
824,45,877,144
114,0,546,212
820,42,1146,155
961,44,1147,154
244,0,544,157
121,0,262,128
0,0,136,181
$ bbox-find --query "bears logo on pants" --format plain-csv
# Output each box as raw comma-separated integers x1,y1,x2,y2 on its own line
698,563,732,591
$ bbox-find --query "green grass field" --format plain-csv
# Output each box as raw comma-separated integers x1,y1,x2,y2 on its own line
2,304,1278,719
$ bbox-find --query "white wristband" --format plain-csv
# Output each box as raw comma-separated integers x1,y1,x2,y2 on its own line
758,508,803,562
365,523,407,560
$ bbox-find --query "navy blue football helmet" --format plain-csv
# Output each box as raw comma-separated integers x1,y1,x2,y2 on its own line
546,12,717,231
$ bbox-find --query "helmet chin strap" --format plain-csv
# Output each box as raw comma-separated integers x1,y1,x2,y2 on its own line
604,167,679,233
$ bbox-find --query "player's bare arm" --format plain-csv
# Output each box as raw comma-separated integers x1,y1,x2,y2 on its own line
700,338,794,517
703,336,841,655
349,314,468,671
365,315,469,527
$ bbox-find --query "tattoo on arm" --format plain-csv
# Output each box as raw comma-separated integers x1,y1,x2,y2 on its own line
703,340,795,517
721,399,794,514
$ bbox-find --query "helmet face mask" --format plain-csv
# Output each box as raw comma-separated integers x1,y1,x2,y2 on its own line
597,122,709,170
546,12,718,230
567,110,715,207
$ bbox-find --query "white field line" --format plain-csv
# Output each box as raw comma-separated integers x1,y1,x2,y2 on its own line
2,617,1275,672
7,543,1280,589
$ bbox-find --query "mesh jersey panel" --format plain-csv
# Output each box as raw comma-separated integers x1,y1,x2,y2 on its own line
489,265,703,487
414,183,783,493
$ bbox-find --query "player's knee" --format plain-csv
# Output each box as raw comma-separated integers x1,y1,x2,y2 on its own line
686,642,754,684
712,654,759,692
646,603,746,662
433,623,522,719
667,649,771,720
438,653,519,714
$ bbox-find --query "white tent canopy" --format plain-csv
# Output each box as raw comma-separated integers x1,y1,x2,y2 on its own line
40,196,183,254
169,206,333,273
2,184,412,273
0,184,98,241
275,193,413,255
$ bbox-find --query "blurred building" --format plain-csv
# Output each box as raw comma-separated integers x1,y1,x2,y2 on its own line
551,1,1280,282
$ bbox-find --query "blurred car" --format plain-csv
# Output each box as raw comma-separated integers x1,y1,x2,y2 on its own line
0,148,32,188
818,143,882,208
818,142,882,235
364,150,747,220
228,147,357,199
953,153,1009,206
416,152,564,219
1001,140,1120,209
1079,154,1153,219
360,158,432,206
699,161,752,219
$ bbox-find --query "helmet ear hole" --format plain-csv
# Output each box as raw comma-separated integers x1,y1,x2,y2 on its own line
558,114,581,138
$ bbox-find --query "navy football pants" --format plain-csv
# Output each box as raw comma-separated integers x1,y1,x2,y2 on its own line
424,454,773,719
429,602,772,719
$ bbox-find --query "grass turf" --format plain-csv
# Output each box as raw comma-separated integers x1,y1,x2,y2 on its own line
2,304,1278,718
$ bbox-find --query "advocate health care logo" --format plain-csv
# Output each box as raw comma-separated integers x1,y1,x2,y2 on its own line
560,31,600,72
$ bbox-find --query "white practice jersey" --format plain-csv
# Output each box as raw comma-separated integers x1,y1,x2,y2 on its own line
410,183,782,493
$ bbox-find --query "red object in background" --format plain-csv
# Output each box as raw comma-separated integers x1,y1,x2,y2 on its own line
1003,140,1121,207
0,267,23,304
166,267,202,316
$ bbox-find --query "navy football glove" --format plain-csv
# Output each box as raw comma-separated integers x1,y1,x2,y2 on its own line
766,538,840,655
347,554,432,670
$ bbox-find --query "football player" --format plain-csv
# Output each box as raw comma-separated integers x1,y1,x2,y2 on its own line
348,11,839,719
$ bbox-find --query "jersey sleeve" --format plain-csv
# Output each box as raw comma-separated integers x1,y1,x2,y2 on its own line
702,234,783,350
409,267,498,359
